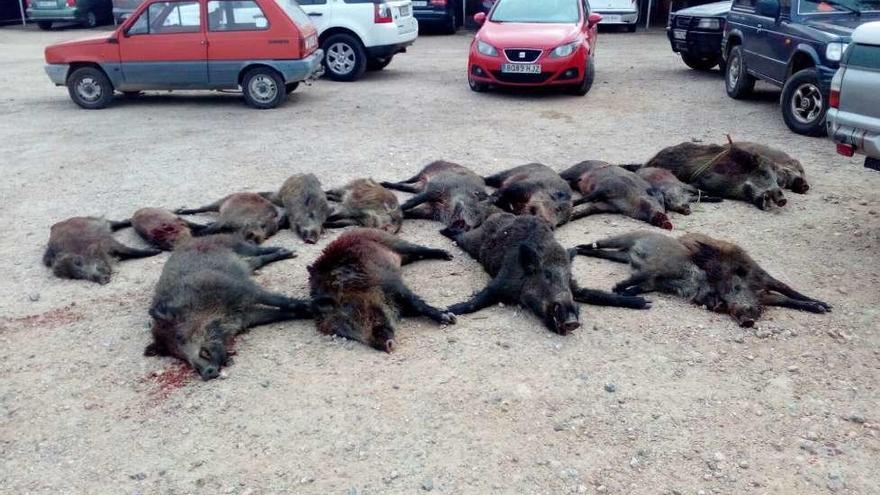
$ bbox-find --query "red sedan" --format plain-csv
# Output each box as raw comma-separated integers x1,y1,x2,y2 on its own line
468,0,602,96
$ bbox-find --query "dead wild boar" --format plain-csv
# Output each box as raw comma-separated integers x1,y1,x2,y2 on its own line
176,192,282,244
623,166,723,215
324,179,403,233
131,207,207,251
146,236,308,380
560,161,674,229
645,138,786,210
263,173,331,244
381,160,495,232
484,163,573,228
738,142,810,194
679,233,831,326
444,213,650,335
576,231,831,327
308,228,455,352
44,216,160,284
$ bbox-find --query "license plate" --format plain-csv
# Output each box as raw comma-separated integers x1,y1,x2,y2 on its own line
399,5,410,16
602,15,622,23
37,1,56,7
502,64,541,74
674,29,687,40
412,0,427,6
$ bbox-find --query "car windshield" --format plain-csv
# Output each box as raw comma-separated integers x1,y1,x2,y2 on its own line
490,0,580,23
798,0,880,14
273,0,313,28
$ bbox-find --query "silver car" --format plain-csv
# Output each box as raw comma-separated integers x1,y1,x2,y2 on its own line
827,21,880,171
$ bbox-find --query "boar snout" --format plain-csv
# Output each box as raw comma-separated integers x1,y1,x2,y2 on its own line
528,203,557,229
299,226,321,244
771,189,787,207
791,177,809,194
651,212,674,231
244,230,265,244
548,302,580,335
729,304,762,328
195,362,221,380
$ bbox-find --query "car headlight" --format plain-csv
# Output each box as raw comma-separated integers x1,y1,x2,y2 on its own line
477,40,499,57
696,18,722,30
826,42,847,62
551,41,580,58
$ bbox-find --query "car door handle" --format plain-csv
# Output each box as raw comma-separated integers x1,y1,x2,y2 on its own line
308,12,322,16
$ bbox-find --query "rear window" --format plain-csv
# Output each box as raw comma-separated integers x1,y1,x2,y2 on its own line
846,43,880,69
273,0,313,28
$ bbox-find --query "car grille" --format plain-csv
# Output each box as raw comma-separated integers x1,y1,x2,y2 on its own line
675,16,692,28
491,71,553,84
504,49,542,63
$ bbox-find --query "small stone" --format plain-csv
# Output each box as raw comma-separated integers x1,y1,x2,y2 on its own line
260,381,270,388
28,293,40,302
827,472,845,492
604,383,617,393
846,413,866,424
787,366,799,373
713,452,725,462
576,484,588,493
804,431,819,441
129,473,147,481
596,485,606,493
219,370,229,379
837,287,848,295
738,460,749,469
421,478,434,491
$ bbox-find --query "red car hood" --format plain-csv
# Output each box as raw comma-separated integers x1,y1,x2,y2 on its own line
478,21,581,49
50,31,115,49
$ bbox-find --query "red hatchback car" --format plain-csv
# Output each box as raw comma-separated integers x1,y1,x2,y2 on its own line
468,0,602,95
44,0,323,109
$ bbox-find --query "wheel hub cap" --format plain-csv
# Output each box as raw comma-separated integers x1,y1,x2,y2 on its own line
249,75,276,103
327,42,356,75
791,83,822,124
76,77,101,102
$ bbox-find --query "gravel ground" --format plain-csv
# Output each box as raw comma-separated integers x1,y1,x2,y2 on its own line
1,25,878,495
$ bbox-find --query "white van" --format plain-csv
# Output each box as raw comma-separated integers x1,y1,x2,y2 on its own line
591,0,638,32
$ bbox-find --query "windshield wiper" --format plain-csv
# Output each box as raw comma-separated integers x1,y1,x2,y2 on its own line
818,0,861,15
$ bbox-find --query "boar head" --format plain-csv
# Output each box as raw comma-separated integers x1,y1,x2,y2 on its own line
145,304,231,380
52,250,113,285
517,243,580,335
312,292,397,352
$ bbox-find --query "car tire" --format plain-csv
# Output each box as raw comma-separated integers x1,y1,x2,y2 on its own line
468,75,488,93
241,67,287,109
367,56,393,71
627,23,637,33
681,53,719,71
570,55,595,96
37,21,53,30
443,10,457,34
83,10,99,28
725,45,755,99
322,33,367,82
781,67,828,137
285,82,299,94
865,157,880,171
67,67,114,110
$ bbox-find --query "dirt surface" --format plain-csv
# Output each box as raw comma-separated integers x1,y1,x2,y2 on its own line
1,25,879,495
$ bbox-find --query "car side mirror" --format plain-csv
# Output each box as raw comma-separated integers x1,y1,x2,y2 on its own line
755,0,780,18
474,12,486,25
587,13,603,27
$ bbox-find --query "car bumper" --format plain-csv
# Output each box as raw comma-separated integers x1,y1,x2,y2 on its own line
413,9,453,23
366,41,414,59
45,63,69,85
667,29,723,56
594,9,638,24
279,49,324,82
27,8,78,22
367,17,418,48
827,108,880,159
468,48,587,87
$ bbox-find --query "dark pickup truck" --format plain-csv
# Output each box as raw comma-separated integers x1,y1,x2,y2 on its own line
668,1,732,71
722,0,880,136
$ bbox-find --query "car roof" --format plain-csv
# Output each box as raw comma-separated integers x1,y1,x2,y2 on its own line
852,21,880,46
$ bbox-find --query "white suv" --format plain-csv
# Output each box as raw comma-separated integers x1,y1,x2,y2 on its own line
298,0,418,81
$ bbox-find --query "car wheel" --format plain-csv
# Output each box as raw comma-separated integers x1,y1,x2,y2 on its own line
468,75,488,92
443,10,457,34
681,53,719,71
37,21,53,30
626,23,637,33
781,67,828,137
367,56,393,71
322,33,367,82
241,67,287,109
569,55,595,96
725,45,755,99
84,10,99,28
285,82,299,94
865,157,880,171
67,67,114,109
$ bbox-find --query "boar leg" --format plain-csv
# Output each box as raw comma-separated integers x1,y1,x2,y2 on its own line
111,242,162,260
232,241,291,257
760,293,831,314
386,239,453,264
572,281,651,309
762,276,831,310
250,287,312,314
610,273,654,295
183,219,210,234
400,192,430,210
402,204,436,220
387,282,455,324
570,202,618,221
381,181,423,194
242,307,312,328
575,248,631,264
245,249,295,270
691,190,723,203
324,218,359,228
447,279,505,315
109,219,132,231
175,197,226,215
191,221,236,236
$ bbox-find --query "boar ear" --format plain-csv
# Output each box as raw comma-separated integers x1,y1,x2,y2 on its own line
690,241,720,268
519,243,542,274
149,301,179,322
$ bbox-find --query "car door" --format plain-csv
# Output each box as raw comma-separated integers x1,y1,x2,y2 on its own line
297,0,331,34
205,0,280,87
728,0,764,75
748,0,790,81
118,0,208,88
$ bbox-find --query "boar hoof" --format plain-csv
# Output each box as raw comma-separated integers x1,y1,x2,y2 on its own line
276,248,296,259
804,300,832,313
438,312,456,325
